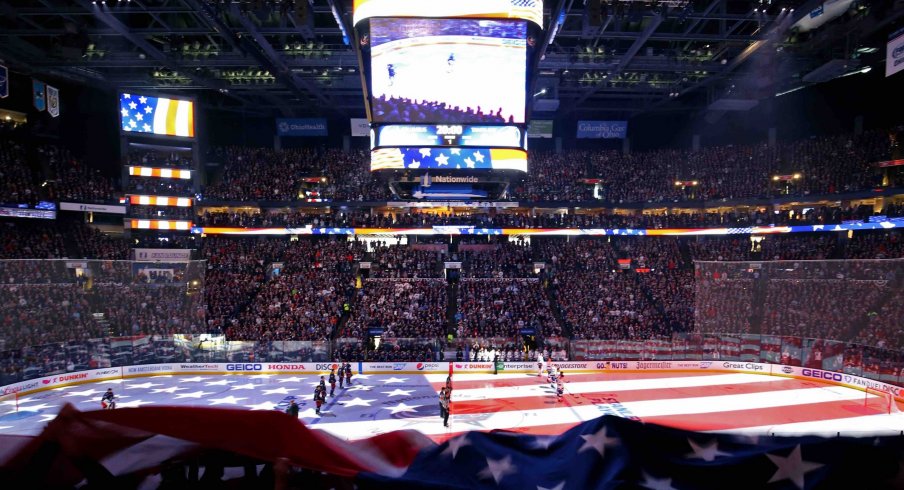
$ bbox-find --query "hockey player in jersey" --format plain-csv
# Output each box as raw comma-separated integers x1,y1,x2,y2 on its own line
439,387,451,427
101,388,116,410
556,379,564,402
314,385,325,415
286,399,299,418
344,362,352,385
549,366,558,389
337,363,345,389
329,369,337,397
537,352,545,377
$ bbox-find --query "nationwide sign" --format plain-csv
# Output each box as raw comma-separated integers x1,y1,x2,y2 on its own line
60,202,127,214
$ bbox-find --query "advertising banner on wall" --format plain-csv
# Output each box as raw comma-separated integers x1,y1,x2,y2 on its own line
276,118,328,136
60,202,127,214
528,120,553,138
887,28,904,77
134,248,192,262
576,120,628,139
350,118,370,137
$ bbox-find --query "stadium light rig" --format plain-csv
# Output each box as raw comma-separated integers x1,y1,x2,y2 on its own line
329,1,350,45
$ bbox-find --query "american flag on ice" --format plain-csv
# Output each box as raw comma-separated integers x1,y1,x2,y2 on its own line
4,404,904,488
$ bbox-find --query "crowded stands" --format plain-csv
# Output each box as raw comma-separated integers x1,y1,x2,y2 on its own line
371,95,510,123
344,278,447,339
0,125,903,366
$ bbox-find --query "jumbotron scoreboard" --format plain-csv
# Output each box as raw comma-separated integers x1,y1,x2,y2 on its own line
353,0,543,198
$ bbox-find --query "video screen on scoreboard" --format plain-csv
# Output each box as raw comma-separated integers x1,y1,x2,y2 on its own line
119,93,195,138
371,147,527,172
369,18,527,124
375,124,523,148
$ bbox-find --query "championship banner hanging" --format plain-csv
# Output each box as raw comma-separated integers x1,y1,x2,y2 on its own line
32,79,46,111
0,65,8,99
46,85,59,118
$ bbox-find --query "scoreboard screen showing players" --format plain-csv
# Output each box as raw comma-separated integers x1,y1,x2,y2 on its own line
369,18,527,124
375,125,523,149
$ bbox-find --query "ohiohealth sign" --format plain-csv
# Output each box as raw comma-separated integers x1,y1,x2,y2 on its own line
276,118,328,136
577,120,628,139
887,29,904,78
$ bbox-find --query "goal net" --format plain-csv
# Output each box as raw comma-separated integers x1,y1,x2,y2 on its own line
864,387,901,415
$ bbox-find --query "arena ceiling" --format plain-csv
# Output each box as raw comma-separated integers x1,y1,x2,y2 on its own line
0,0,900,118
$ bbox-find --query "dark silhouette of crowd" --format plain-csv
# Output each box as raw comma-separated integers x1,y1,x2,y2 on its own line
204,147,384,202
0,138,118,205
371,95,510,123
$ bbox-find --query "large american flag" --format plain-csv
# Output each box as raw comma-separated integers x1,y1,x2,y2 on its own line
119,93,195,137
371,147,527,171
6,404,903,488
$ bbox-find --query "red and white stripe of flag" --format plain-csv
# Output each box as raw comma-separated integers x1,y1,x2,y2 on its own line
127,166,192,179
129,195,193,207
126,219,192,230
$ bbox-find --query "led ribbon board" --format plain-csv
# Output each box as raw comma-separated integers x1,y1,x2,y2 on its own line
353,0,543,28
193,219,904,236
375,125,523,148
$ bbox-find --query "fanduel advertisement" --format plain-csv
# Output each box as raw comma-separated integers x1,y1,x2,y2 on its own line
576,120,628,139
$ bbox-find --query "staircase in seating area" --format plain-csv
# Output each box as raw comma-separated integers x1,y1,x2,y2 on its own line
677,238,694,268
446,280,458,338
747,272,769,334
